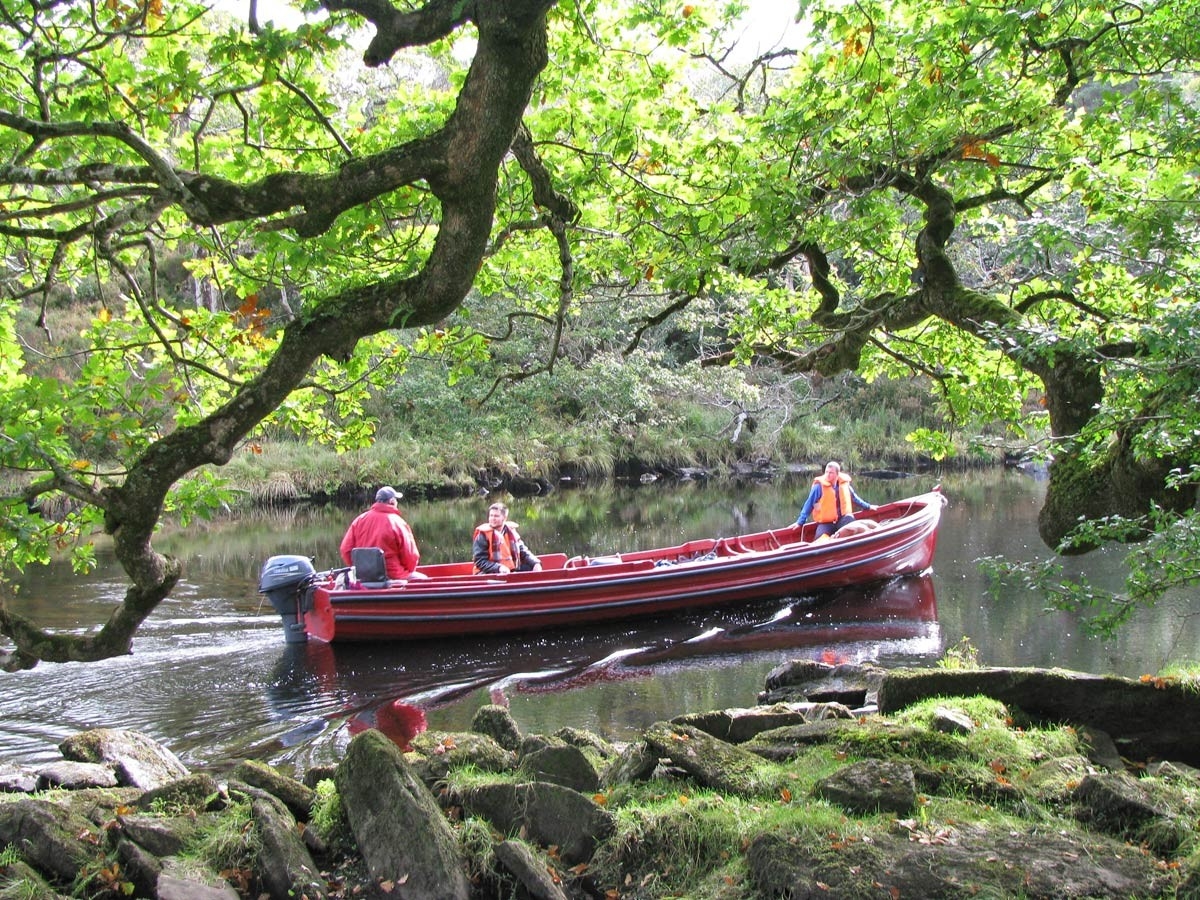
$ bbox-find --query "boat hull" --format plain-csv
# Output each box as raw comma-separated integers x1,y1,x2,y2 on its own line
289,490,946,643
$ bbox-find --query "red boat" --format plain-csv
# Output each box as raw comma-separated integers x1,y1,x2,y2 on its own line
258,489,946,643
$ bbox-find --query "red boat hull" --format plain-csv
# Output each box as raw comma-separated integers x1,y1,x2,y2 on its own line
298,490,946,642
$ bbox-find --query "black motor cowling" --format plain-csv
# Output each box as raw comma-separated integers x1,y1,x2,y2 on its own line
258,555,316,643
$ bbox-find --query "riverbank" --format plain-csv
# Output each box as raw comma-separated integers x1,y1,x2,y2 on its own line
3,663,1197,899
207,373,1021,510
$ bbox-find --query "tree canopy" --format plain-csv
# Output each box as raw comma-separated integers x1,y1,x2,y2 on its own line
2,0,1198,667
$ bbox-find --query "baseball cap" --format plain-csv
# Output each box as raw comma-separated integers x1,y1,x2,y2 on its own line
375,486,401,503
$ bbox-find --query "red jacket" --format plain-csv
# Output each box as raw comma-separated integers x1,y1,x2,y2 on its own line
340,503,420,579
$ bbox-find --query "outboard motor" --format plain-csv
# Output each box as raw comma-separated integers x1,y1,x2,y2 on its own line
258,555,316,643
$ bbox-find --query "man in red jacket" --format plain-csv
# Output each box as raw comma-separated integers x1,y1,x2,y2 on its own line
339,486,421,580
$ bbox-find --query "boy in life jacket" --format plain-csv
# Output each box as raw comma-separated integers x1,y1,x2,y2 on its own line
473,502,543,574
794,461,876,537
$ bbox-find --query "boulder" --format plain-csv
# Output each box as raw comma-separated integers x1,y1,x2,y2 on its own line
35,761,117,790
493,839,570,900
252,795,327,900
517,744,600,793
747,821,1173,899
0,798,100,883
232,759,316,823
642,721,770,797
761,661,886,707
0,762,40,793
464,782,615,866
813,758,917,815
136,772,224,813
877,666,1200,766
599,741,659,789
673,703,810,743
58,728,189,790
408,730,516,778
553,726,616,759
471,704,523,751
336,728,470,899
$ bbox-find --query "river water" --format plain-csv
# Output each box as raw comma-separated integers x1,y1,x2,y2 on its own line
3,468,1197,774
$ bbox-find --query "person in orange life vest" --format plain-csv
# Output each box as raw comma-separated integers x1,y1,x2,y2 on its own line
339,486,426,580
794,461,876,538
472,502,542,574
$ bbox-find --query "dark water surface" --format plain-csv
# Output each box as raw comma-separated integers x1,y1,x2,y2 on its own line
3,469,1197,773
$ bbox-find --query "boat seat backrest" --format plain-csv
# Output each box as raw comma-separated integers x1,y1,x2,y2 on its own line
352,547,388,587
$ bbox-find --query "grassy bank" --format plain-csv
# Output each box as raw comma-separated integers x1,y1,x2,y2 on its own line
215,371,1023,508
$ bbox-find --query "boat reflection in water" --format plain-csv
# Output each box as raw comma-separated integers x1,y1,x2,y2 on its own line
506,573,940,694
263,574,938,763
262,580,936,763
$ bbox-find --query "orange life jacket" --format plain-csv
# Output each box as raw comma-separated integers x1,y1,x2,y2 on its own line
473,523,520,573
811,474,855,524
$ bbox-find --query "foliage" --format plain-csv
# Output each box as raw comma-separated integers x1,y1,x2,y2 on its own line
184,800,260,874
309,779,354,852
936,636,982,670
2,0,1199,664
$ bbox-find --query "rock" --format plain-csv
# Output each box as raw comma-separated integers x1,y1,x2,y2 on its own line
408,729,516,779
1079,725,1125,771
931,705,975,735
114,835,163,898
336,728,470,899
1024,755,1098,803
642,721,766,797
761,661,886,706
674,702,814,743
464,782,615,866
252,796,327,900
471,704,523,751
301,764,337,789
553,726,616,759
0,798,100,883
877,666,1200,766
0,762,39,793
156,872,241,900
1072,772,1189,854
517,744,600,793
114,812,198,857
813,759,917,815
746,821,1173,899
0,859,64,899
493,839,570,900
743,719,857,761
232,758,316,823
136,772,224,813
35,760,117,790
58,729,189,790
1148,760,1200,783
599,741,659,788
